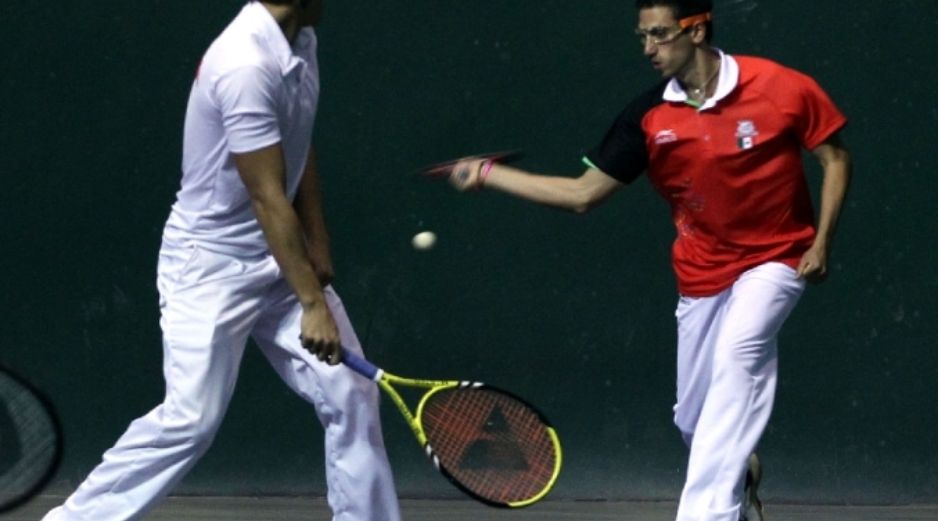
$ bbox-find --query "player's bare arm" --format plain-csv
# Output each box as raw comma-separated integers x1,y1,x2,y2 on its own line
234,143,342,364
450,160,621,213
797,133,852,283
293,146,334,287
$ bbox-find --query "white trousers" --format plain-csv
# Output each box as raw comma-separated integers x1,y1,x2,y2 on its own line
673,262,805,521
43,244,401,521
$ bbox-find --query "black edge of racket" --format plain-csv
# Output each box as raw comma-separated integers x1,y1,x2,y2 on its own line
417,149,524,178
425,382,562,509
342,352,563,508
0,364,64,513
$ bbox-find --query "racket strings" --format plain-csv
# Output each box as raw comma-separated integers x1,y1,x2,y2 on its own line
421,388,557,503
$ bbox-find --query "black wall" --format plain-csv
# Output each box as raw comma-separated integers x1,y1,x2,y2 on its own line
3,0,936,503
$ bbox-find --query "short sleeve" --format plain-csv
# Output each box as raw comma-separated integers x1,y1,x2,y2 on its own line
785,71,847,150
584,81,667,184
213,65,282,154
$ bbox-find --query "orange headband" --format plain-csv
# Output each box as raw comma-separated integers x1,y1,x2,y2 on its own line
678,12,712,29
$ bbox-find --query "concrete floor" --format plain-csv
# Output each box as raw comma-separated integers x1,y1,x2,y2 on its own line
6,496,938,521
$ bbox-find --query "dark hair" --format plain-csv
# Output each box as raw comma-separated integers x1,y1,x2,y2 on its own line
259,0,312,7
635,0,714,42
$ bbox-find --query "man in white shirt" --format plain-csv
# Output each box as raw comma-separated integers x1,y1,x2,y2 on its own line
42,2,402,519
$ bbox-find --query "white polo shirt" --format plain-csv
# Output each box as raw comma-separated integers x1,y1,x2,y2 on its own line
163,1,320,256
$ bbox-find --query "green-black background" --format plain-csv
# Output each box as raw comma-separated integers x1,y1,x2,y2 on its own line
3,0,936,504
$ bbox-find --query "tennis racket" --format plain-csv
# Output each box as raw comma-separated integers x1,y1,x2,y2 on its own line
0,365,63,513
341,351,561,508
419,149,524,178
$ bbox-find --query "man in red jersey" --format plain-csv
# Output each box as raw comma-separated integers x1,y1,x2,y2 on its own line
445,1,851,520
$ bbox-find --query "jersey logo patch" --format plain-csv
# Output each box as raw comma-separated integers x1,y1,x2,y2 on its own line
735,120,759,150
654,129,678,145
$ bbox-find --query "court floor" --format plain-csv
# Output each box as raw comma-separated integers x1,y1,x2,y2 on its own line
7,496,938,521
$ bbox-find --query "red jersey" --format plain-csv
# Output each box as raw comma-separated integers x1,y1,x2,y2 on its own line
586,53,847,296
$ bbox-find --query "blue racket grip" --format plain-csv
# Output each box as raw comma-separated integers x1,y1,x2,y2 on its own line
341,351,380,381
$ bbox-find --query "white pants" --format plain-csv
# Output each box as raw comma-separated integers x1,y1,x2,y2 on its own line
673,262,805,521
43,244,401,521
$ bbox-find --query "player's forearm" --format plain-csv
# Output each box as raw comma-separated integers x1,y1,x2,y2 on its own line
234,144,327,307
813,151,851,250
252,194,326,309
484,164,596,213
294,150,331,254
296,196,332,254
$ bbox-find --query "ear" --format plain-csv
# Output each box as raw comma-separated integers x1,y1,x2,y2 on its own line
689,23,709,45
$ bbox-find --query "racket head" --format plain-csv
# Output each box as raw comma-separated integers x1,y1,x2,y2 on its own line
0,366,63,513
415,383,562,508
419,149,524,178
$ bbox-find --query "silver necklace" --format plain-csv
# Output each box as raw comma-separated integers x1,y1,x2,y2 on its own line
688,65,720,100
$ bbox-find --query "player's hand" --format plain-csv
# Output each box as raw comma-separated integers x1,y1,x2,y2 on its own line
448,159,486,192
299,302,342,365
796,244,829,284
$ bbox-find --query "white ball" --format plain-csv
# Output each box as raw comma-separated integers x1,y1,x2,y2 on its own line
411,231,437,250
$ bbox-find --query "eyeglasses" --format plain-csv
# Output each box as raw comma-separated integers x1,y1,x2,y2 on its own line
634,25,688,46
635,12,712,47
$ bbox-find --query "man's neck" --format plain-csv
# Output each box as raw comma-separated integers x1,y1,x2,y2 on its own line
261,2,301,44
677,48,721,99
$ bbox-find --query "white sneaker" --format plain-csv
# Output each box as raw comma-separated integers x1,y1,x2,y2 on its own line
741,453,765,521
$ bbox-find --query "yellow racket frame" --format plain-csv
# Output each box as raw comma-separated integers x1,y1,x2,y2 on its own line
372,368,563,508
